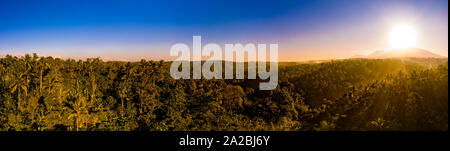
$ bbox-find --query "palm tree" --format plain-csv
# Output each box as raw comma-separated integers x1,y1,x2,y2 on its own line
37,57,50,94
117,64,136,116
17,54,34,98
67,95,90,131
86,58,100,101
0,63,5,87
10,71,28,111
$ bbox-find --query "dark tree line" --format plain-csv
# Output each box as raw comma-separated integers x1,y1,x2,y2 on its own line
0,54,447,131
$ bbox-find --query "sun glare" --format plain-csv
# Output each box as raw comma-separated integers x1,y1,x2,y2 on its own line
389,24,417,49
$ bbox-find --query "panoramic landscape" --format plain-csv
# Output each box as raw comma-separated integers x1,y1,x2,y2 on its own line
0,54,448,131
0,0,448,131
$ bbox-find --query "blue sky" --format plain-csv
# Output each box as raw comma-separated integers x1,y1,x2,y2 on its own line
0,0,448,61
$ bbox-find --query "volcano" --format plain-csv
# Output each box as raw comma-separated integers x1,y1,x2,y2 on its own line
353,48,446,59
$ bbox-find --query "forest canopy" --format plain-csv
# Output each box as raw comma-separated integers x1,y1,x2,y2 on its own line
0,54,447,131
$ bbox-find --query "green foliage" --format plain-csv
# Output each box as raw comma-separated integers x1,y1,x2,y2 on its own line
0,55,447,131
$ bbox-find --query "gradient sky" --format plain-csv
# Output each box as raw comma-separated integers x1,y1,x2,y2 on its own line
0,0,448,61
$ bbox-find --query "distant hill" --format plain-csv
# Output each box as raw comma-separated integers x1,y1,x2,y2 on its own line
352,48,446,59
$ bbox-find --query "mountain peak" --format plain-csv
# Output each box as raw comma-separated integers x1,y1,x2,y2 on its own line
353,47,446,59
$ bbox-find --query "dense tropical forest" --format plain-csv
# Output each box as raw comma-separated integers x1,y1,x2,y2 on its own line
0,54,447,131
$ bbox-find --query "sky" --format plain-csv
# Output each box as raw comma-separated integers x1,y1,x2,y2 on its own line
0,0,448,61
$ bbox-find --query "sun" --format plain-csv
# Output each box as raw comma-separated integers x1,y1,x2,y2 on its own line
389,24,417,49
